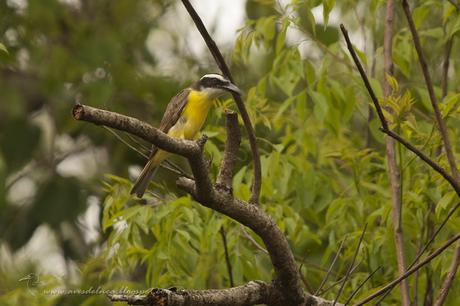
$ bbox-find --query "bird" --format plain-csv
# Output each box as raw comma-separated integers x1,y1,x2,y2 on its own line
130,73,241,198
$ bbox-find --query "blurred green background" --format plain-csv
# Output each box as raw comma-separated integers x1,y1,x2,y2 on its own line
1,0,460,305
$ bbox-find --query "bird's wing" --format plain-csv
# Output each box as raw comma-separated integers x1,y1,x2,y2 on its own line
148,88,190,158
159,88,191,132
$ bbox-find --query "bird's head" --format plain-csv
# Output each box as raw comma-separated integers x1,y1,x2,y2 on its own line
195,73,241,98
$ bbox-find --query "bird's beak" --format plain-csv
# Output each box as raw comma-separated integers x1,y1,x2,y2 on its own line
222,82,242,96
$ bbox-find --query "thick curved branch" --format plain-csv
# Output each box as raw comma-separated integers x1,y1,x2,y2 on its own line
181,0,262,204
216,110,241,192
176,177,305,305
73,104,317,305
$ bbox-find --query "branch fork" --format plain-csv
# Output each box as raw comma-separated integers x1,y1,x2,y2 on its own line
73,102,338,305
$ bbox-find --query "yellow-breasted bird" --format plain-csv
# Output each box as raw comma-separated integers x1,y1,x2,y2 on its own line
130,74,241,198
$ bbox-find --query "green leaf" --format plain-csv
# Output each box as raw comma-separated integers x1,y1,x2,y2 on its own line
176,229,191,242
446,14,460,38
323,0,336,28
0,43,8,55
441,93,460,117
276,18,289,54
310,90,329,121
412,5,430,28
305,8,316,36
436,191,456,218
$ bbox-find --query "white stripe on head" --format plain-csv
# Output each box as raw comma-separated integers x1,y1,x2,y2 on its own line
200,74,227,82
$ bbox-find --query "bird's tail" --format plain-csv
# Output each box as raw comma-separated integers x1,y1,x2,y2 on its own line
130,158,159,198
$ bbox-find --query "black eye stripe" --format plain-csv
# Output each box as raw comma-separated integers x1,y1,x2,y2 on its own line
200,77,227,88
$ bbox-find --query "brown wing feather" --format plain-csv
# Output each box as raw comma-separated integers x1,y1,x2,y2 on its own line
158,88,190,132
147,88,190,158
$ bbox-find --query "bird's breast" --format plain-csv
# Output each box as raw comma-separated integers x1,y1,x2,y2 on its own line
180,90,214,139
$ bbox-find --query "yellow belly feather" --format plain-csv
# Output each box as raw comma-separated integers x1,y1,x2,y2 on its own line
151,90,214,166
181,90,214,139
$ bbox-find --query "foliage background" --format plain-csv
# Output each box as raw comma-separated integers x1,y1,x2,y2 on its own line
1,0,460,305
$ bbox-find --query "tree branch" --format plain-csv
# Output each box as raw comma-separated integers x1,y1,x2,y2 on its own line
401,0,460,182
339,27,388,131
377,201,460,303
340,22,460,305
175,178,305,305
434,245,460,306
333,224,367,306
315,238,346,295
343,266,382,305
108,280,337,306
73,103,326,305
353,233,460,306
220,226,235,287
383,129,460,194
383,2,410,305
72,104,200,157
401,3,460,300
339,25,460,196
216,110,241,193
108,281,272,306
436,14,459,306
181,0,262,205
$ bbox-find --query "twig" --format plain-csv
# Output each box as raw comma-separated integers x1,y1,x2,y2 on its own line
353,233,460,306
383,129,460,194
339,26,388,131
315,238,346,295
181,0,262,205
106,129,191,183
374,201,460,303
343,266,382,305
421,204,434,305
441,38,454,99
220,226,234,287
401,0,460,182
333,223,367,306
299,263,314,293
126,131,151,153
339,24,460,196
383,1,410,305
295,256,337,275
163,160,193,179
411,202,460,269
434,242,460,306
318,262,362,296
436,8,460,305
104,126,149,159
342,21,460,304
240,225,269,255
216,110,241,193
